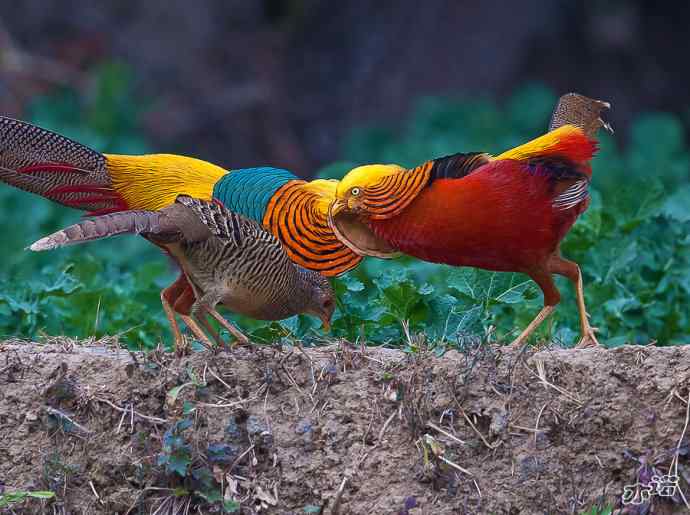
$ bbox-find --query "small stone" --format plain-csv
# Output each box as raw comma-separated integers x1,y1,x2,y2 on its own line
295,418,313,435
246,415,269,437
225,415,243,441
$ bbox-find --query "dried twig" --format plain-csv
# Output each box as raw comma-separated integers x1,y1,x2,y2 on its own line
331,452,369,515
534,403,547,446
426,421,467,445
530,359,582,405
96,398,167,425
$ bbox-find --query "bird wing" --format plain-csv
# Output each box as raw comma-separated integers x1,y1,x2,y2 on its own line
173,195,273,248
493,93,612,210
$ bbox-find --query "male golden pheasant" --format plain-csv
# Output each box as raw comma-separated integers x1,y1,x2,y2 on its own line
30,196,335,351
329,94,612,348
0,118,358,347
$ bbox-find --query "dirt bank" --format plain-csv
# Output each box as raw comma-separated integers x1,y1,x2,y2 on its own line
1,340,689,514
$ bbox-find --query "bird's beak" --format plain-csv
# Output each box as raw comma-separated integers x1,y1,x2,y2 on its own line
329,198,346,218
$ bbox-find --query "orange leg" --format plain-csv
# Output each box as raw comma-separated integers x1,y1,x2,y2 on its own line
206,307,250,346
510,269,560,348
190,293,250,348
548,256,600,348
171,285,215,350
160,273,192,353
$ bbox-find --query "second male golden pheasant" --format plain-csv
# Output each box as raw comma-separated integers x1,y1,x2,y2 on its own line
329,94,612,348
0,118,359,347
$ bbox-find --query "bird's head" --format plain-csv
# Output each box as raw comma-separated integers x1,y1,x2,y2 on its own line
327,164,410,259
302,272,336,332
331,164,405,216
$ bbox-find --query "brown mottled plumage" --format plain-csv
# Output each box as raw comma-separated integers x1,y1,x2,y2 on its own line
31,196,335,351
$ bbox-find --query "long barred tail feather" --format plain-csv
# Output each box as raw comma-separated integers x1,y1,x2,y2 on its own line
549,93,613,137
29,211,168,252
0,116,126,213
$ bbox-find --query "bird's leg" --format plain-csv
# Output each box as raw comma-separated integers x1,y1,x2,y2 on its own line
160,274,191,354
178,314,214,352
509,305,556,348
190,292,249,350
206,308,250,346
549,256,600,349
191,306,231,351
197,314,223,349
509,270,560,348
173,285,215,352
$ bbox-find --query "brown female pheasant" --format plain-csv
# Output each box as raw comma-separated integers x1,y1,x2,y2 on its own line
30,196,335,351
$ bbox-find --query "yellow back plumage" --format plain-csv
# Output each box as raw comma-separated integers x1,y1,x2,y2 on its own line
493,125,585,161
104,154,228,211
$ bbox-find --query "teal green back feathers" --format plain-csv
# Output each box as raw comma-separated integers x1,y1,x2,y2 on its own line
212,167,297,222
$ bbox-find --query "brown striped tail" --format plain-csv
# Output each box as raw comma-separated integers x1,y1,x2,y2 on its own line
29,211,165,251
549,93,613,137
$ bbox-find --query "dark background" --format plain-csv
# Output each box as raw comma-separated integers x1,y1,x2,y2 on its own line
0,1,686,174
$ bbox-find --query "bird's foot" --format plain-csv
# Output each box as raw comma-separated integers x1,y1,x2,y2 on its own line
508,335,528,349
174,335,192,357
213,334,250,354
574,327,601,349
231,334,251,349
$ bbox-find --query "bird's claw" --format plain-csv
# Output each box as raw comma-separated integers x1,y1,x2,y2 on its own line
575,328,601,349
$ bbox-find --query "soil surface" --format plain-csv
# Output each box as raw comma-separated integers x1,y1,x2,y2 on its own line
1,340,689,514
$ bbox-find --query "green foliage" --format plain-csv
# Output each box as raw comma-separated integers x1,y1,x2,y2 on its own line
1,76,689,349
0,490,55,508
580,503,614,515
158,418,194,477
157,382,242,512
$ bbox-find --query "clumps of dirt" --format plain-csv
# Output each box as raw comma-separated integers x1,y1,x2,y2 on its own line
1,339,689,514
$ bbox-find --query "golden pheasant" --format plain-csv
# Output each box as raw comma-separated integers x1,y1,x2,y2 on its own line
0,117,358,347
30,195,335,351
329,93,612,348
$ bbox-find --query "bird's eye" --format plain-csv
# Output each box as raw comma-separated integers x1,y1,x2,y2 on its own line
351,187,361,196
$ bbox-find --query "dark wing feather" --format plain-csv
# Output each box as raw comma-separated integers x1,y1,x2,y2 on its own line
174,195,275,248
428,152,491,182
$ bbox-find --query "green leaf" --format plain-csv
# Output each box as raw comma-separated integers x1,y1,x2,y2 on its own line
662,185,690,222
167,383,192,404
26,491,55,500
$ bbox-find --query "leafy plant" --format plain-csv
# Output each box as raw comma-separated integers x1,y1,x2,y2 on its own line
0,490,55,508
1,76,689,349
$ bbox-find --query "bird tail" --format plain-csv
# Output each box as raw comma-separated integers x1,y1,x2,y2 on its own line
0,116,127,214
495,93,611,165
29,210,163,251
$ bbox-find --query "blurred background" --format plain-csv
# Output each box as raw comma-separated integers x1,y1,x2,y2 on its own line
2,1,689,172
1,1,688,349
